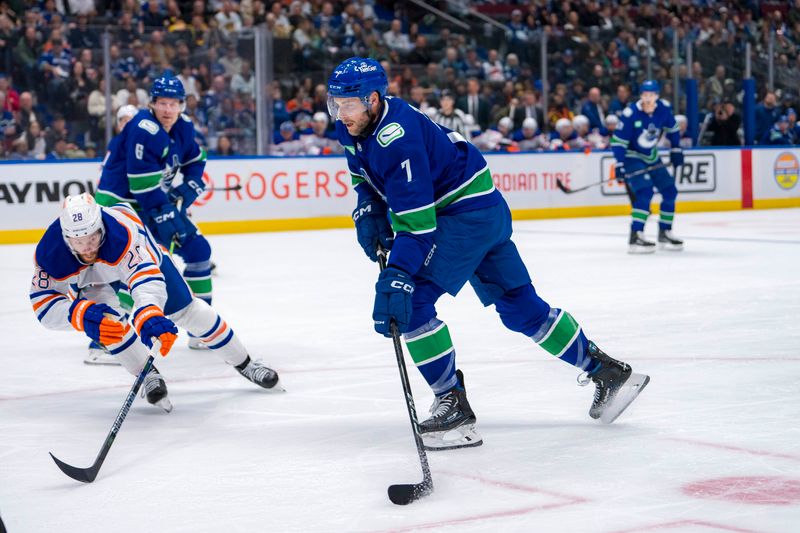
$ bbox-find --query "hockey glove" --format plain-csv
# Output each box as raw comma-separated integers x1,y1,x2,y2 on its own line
168,181,204,213
69,299,126,346
148,203,191,247
352,199,394,262
614,162,626,184
132,305,178,356
670,148,684,169
373,267,414,336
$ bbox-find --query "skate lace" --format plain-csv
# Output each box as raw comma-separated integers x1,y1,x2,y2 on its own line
429,392,457,418
244,361,274,382
141,371,162,398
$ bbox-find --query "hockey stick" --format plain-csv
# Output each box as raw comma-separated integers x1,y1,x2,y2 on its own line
49,344,159,483
168,198,183,256
555,162,667,195
377,249,434,505
208,184,242,192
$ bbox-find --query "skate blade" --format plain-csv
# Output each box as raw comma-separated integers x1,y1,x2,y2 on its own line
266,378,286,393
422,424,483,451
154,397,173,413
628,245,656,254
600,373,650,424
658,242,684,251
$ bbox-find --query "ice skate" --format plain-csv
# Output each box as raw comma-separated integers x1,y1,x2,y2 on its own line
658,228,684,251
142,366,172,413
419,370,483,451
579,342,649,423
84,341,121,365
237,357,284,391
628,230,656,254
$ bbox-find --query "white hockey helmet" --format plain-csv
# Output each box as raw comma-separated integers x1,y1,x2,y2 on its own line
60,193,105,241
555,117,572,132
522,117,538,131
572,114,589,129
604,114,620,127
675,114,688,127
498,116,513,131
117,104,139,125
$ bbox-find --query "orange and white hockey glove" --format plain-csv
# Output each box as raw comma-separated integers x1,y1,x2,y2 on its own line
132,305,178,356
68,299,126,346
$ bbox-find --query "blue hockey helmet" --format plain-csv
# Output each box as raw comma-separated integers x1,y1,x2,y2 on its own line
150,76,186,101
327,57,388,120
640,79,661,95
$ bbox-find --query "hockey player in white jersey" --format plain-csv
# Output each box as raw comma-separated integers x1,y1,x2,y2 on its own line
30,194,282,411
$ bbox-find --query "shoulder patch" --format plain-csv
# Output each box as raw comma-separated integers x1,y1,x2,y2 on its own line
660,99,672,108
622,107,633,117
138,119,159,135
344,145,356,155
180,113,192,122
377,122,404,147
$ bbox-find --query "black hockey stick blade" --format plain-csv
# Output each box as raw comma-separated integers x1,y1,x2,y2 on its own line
555,178,572,193
48,452,99,483
388,479,433,505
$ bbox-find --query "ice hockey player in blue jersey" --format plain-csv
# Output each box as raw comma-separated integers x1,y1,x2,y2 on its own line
328,57,650,450
30,194,282,411
610,80,685,253
95,77,216,347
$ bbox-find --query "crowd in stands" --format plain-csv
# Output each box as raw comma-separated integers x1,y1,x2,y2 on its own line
1,0,800,161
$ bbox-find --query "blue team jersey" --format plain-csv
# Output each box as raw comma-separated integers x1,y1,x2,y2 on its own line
610,99,680,164
335,96,501,274
95,109,207,212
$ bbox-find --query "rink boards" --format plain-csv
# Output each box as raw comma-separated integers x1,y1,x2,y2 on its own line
0,147,797,244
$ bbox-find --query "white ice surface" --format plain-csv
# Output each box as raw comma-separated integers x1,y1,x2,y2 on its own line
1,209,799,533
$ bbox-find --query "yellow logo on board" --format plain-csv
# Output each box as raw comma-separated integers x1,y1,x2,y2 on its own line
774,152,799,190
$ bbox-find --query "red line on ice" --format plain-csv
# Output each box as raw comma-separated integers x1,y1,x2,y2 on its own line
665,437,800,462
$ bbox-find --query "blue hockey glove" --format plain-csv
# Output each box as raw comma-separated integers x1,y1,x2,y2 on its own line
670,148,684,169
132,305,178,356
148,203,193,246
168,181,204,213
68,299,125,346
352,199,394,262
614,162,626,184
373,267,414,336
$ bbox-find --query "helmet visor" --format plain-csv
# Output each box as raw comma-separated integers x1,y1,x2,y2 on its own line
327,96,368,122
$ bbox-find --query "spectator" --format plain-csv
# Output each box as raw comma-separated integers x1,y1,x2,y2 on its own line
230,59,255,97
383,19,412,56
115,76,148,109
273,119,298,145
761,115,793,145
609,84,632,116
13,26,42,91
705,65,726,108
581,87,605,131
755,91,780,143
0,74,20,112
68,15,99,50
219,42,243,78
177,62,201,100
457,77,491,131
17,91,45,134
482,49,505,84
22,120,47,159
706,101,742,146
212,134,236,156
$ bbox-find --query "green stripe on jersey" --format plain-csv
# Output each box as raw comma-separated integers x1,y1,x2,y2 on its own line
351,173,365,187
128,171,163,193
390,203,436,235
659,211,674,222
537,311,580,357
625,150,659,164
436,167,495,209
406,322,454,365
95,190,138,209
186,277,213,296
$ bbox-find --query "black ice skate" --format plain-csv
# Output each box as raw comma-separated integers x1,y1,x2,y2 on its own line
629,230,656,254
579,342,649,423
142,366,172,413
658,228,684,251
419,370,483,451
237,357,284,391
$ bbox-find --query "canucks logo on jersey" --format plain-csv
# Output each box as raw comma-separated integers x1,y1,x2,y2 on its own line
611,100,680,164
